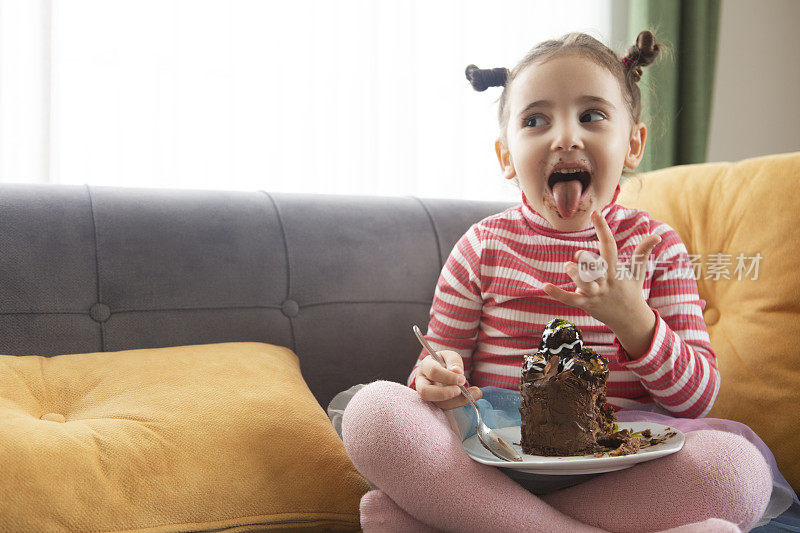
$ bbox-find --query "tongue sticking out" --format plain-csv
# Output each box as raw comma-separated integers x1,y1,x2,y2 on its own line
552,179,583,218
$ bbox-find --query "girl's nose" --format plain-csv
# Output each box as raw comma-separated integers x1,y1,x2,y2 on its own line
550,123,585,152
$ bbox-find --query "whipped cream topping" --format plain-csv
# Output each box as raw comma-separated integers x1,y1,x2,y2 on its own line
543,339,582,355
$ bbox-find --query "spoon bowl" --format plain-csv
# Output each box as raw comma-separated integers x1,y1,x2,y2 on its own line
413,325,522,462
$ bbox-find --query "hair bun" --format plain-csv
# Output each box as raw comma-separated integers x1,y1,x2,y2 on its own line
622,30,661,82
465,64,509,91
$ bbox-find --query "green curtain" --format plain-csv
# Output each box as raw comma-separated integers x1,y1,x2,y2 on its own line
627,0,721,172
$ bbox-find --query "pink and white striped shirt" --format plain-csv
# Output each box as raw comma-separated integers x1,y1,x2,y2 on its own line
408,189,719,418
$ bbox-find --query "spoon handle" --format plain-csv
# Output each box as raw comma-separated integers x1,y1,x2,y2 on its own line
412,325,476,407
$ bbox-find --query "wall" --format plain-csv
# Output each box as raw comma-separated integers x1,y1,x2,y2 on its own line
706,0,800,162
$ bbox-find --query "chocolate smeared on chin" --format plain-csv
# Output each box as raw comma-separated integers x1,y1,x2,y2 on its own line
519,318,616,456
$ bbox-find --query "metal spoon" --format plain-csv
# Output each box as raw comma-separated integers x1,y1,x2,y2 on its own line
413,325,522,462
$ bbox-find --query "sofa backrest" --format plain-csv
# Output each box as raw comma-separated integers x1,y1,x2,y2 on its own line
618,151,800,492
0,184,512,408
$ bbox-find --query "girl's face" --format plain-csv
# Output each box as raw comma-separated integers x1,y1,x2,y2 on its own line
496,53,647,232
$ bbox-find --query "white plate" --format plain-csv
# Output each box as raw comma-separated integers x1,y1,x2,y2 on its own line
463,421,685,475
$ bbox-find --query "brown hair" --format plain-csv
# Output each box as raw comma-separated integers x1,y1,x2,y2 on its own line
465,30,662,144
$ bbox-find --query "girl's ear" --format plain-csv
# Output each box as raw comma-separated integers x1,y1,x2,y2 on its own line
495,139,517,180
624,122,647,169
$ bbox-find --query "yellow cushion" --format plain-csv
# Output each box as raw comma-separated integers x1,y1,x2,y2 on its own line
0,342,371,531
619,151,800,492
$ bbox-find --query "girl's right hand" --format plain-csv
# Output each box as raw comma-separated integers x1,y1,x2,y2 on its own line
414,350,483,410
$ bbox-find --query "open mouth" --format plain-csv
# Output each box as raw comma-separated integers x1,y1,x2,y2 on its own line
547,168,591,194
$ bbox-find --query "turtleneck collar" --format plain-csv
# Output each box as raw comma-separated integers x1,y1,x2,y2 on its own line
520,184,623,240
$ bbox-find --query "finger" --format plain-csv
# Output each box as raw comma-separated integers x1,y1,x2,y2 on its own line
435,386,483,411
542,281,587,308
630,234,662,282
564,261,602,297
419,347,459,372
438,350,465,373
419,355,466,386
416,374,463,403
591,210,618,273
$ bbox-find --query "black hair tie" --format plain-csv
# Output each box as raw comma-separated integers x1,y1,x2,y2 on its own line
465,64,508,91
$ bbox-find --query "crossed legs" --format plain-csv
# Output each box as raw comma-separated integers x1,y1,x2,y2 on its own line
342,381,771,533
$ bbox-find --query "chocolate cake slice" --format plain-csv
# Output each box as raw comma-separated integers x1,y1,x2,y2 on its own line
519,319,616,456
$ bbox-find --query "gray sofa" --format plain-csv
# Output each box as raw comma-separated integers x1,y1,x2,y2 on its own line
3,180,799,532
0,184,510,409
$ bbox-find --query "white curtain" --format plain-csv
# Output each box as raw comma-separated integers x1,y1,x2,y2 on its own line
0,0,51,184
1,0,611,201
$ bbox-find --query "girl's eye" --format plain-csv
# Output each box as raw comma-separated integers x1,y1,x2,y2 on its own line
580,111,606,123
524,115,547,128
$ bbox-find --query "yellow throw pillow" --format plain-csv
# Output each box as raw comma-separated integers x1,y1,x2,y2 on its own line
0,342,371,531
620,151,800,492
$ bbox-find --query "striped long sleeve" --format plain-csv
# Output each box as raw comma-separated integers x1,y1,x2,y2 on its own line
407,199,719,419
615,224,720,418
407,224,484,390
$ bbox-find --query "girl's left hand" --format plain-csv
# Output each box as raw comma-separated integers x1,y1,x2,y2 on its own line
541,210,661,334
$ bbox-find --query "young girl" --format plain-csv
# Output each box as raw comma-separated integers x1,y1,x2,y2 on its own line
341,31,778,532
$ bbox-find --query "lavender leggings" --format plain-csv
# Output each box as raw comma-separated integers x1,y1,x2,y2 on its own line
341,381,773,533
